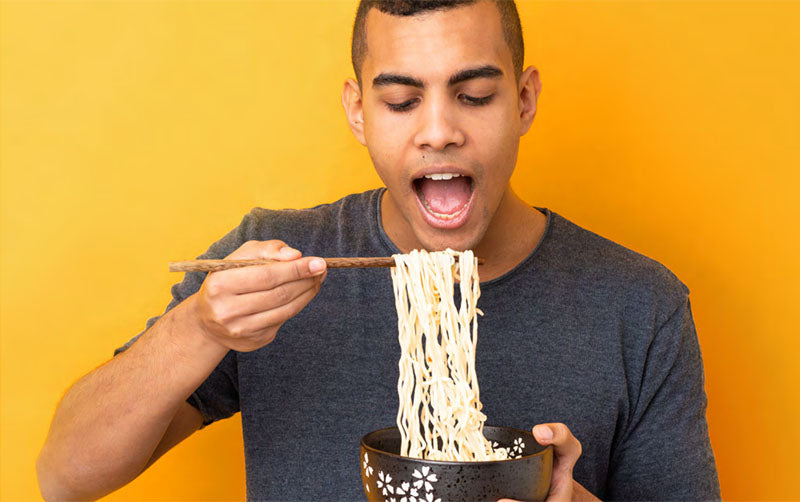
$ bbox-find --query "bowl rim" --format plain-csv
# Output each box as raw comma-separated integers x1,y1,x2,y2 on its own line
360,425,553,466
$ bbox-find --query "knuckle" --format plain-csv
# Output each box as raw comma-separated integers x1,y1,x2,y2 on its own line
228,324,245,339
261,273,280,292
266,239,287,248
570,429,582,450
209,303,229,324
554,422,571,438
273,284,293,304
294,259,309,279
263,240,286,256
236,240,258,254
230,240,262,259
260,312,281,329
205,280,222,298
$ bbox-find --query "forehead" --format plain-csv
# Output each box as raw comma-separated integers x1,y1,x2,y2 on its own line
362,1,512,83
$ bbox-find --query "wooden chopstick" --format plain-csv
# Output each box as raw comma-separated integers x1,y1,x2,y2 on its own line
169,256,483,273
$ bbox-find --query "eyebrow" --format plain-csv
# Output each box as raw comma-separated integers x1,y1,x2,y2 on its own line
448,65,503,86
371,65,504,89
372,73,424,88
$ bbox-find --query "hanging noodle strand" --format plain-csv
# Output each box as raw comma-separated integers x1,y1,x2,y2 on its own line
391,249,509,461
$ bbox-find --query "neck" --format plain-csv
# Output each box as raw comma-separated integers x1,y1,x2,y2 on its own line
380,187,546,282
472,188,545,281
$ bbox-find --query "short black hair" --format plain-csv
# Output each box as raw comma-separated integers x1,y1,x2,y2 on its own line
351,0,524,86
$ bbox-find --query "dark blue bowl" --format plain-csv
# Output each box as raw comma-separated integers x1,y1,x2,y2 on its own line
360,426,552,502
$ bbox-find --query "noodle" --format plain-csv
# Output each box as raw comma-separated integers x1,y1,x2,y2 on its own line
391,249,509,461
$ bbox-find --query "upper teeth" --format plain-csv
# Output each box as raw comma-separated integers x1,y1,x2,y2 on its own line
424,173,460,181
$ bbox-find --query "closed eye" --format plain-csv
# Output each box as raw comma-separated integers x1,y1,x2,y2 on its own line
460,94,494,106
386,99,419,112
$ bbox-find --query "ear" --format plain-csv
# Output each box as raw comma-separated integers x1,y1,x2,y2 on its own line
342,78,367,145
518,66,542,136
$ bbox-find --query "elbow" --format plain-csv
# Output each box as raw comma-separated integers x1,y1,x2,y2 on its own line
36,447,103,501
36,448,89,501
36,443,143,501
36,449,71,501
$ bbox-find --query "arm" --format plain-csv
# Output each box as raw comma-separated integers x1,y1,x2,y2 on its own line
36,241,327,500
606,298,719,500
36,295,226,501
502,298,718,501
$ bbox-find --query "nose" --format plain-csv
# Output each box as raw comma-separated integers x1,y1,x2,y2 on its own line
413,96,466,151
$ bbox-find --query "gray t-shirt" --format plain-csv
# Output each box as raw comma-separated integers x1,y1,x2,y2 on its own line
118,188,719,501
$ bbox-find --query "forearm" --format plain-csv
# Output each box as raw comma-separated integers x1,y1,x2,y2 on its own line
37,295,227,500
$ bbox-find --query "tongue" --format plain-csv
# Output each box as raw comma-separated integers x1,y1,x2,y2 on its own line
419,177,471,215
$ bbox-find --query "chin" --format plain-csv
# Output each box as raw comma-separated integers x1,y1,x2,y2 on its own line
412,227,485,253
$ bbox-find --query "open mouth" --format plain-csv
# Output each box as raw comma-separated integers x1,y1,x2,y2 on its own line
412,172,475,229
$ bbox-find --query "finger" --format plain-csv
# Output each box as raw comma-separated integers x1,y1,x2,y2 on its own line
533,423,581,464
209,256,326,295
233,279,323,334
225,240,299,260
205,240,304,294
244,257,326,293
228,276,323,317
533,423,581,502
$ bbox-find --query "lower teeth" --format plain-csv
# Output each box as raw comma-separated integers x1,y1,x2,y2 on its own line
422,198,465,220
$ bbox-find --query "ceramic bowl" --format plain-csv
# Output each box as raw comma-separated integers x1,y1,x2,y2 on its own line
360,426,552,502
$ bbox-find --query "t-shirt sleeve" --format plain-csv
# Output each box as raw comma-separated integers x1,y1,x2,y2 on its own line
113,216,254,427
606,296,720,500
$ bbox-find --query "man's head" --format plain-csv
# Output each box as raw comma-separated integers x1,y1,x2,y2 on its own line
342,0,542,253
351,0,525,87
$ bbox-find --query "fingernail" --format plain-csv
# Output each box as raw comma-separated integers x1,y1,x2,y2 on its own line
309,258,326,274
534,425,553,441
280,246,298,257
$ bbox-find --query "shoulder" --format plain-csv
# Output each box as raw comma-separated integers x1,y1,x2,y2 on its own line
235,189,380,243
542,210,689,326
182,189,380,288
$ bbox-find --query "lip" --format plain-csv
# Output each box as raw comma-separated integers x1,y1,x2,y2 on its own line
411,165,474,180
411,165,476,230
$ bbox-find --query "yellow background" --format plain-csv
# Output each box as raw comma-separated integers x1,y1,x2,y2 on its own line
2,0,798,500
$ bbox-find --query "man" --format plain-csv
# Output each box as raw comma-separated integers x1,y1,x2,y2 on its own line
37,1,720,500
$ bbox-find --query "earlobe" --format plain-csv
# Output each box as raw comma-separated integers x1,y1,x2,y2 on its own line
518,66,542,136
342,78,367,145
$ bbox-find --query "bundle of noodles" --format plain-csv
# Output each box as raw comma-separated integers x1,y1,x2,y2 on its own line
391,249,509,461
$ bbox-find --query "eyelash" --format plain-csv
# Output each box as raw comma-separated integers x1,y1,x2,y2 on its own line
385,94,494,112
461,94,494,106
386,99,418,112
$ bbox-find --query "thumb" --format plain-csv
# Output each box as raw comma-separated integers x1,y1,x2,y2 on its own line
533,423,581,502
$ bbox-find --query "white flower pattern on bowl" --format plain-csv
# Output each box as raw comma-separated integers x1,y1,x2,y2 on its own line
363,437,527,501
412,466,438,492
378,471,395,496
364,453,374,478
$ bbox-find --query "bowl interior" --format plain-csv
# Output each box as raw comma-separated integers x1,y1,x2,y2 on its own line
362,425,549,461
